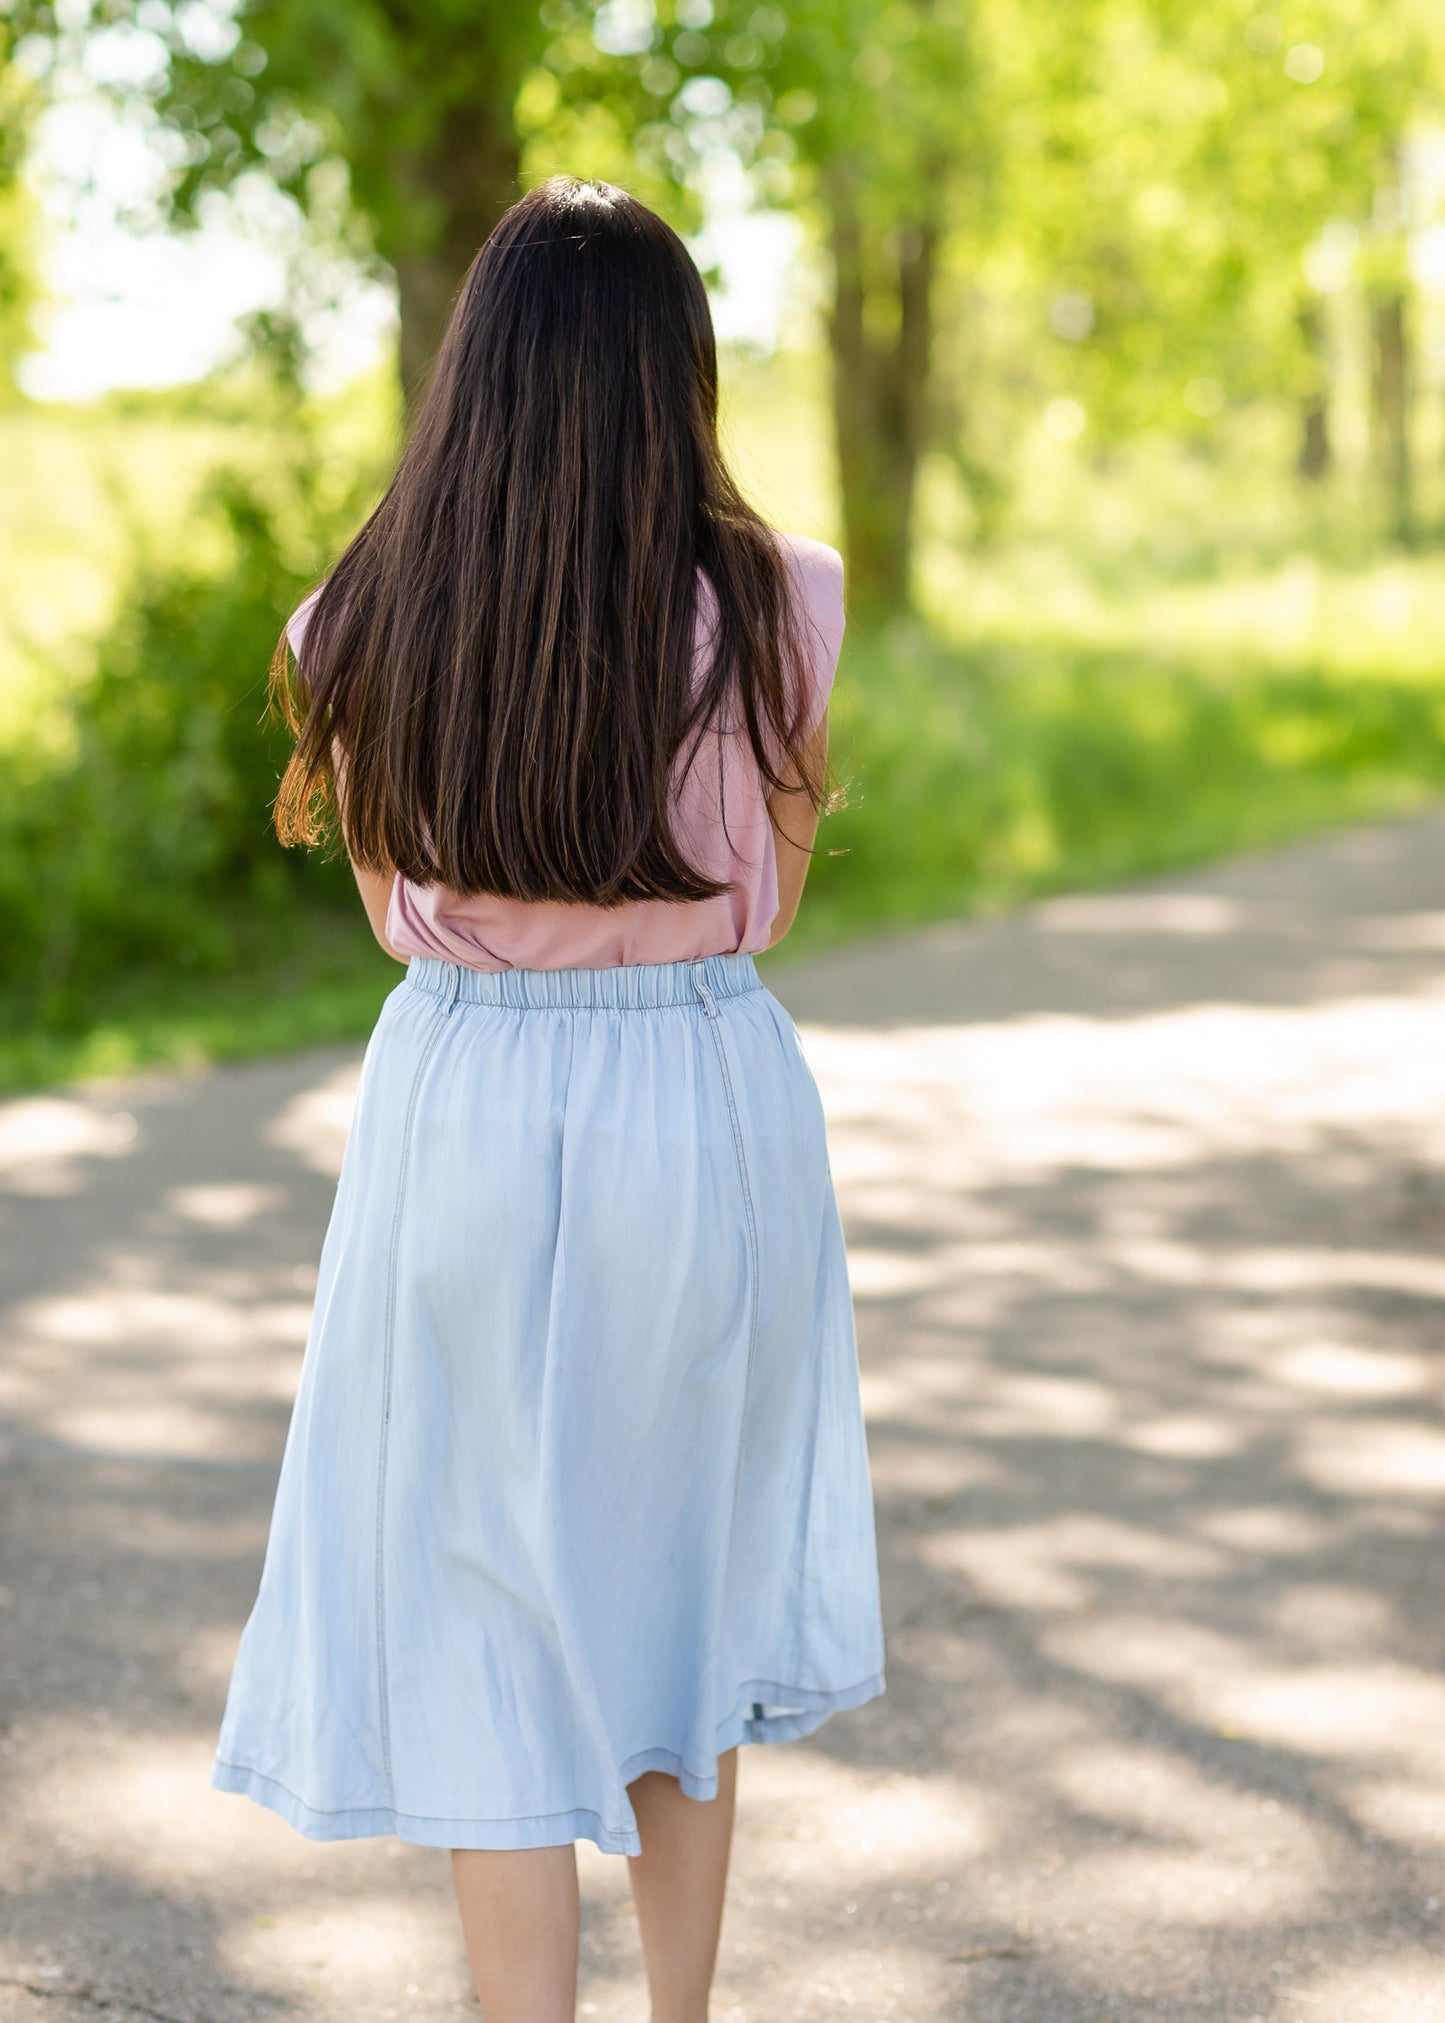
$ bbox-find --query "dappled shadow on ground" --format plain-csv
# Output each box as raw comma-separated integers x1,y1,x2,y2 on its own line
3,814,1445,2022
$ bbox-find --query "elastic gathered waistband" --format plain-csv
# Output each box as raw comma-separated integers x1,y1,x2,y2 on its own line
404,949,763,1013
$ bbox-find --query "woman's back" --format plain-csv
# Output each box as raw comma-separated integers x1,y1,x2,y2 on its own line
286,528,845,973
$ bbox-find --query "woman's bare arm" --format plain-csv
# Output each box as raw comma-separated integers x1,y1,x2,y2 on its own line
763,711,829,950
332,734,407,962
351,860,406,961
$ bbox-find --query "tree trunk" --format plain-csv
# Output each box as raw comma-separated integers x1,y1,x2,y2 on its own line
824,166,938,614
1296,297,1331,483
1372,288,1413,545
384,99,522,420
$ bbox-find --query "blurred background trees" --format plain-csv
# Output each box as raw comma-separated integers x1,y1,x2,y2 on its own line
0,14,39,397
3,0,1445,1085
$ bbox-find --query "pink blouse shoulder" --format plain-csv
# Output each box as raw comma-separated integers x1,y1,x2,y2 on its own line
773,530,846,737
285,586,323,662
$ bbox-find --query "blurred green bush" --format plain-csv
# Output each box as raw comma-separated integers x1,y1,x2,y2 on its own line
0,456,364,1040
798,623,1445,951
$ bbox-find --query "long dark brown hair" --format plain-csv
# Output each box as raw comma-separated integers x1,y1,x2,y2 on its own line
272,175,829,905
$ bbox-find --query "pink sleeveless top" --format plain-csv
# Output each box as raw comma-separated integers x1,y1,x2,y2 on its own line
286,529,845,972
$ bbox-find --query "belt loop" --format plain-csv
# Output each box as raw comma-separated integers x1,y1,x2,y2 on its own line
691,958,720,1018
443,960,463,1014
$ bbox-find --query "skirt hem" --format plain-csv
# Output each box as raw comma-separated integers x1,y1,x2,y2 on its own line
209,1668,885,1856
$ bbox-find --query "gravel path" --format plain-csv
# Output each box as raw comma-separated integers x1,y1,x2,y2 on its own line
3,815,1444,2022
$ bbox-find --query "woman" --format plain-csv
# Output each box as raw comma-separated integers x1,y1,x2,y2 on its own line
210,175,886,2023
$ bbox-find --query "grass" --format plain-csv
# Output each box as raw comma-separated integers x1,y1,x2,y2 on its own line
797,619,1445,955
0,954,397,1095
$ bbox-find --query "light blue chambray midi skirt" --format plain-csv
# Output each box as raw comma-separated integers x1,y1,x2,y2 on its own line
210,949,886,1855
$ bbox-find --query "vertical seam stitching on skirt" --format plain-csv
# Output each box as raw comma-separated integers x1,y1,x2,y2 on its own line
376,1005,450,1806
701,1007,762,1593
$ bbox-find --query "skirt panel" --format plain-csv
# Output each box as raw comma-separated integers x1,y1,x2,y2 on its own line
211,954,886,1854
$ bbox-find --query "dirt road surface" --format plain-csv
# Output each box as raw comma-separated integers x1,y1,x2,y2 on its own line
3,816,1444,2022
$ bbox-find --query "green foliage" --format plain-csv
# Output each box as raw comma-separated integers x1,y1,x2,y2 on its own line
532,0,975,201
989,0,1440,438
5,0,540,256
0,28,40,395
0,436,382,1038
789,616,1445,955
13,2,1445,577
3,1,554,393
